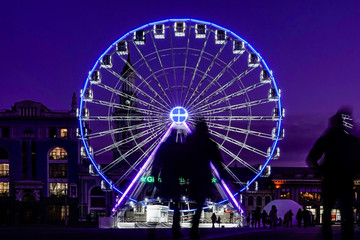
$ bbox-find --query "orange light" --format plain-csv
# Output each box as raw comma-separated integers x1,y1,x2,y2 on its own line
275,185,281,189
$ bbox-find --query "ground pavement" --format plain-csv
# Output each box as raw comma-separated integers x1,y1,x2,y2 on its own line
2,225,360,240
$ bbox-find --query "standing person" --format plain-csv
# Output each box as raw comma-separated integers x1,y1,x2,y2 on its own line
268,205,278,229
217,216,221,228
302,207,310,228
261,210,268,229
152,129,186,239
288,210,294,227
306,107,360,240
284,211,289,228
185,120,225,239
246,213,251,227
254,207,261,229
296,208,303,228
211,213,217,228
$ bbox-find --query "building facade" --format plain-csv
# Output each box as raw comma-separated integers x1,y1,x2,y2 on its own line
0,99,80,224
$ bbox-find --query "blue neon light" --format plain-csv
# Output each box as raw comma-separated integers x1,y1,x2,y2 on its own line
78,18,283,209
170,107,188,123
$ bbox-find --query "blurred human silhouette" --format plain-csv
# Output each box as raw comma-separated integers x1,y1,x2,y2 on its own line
185,120,225,239
152,128,186,239
306,107,360,240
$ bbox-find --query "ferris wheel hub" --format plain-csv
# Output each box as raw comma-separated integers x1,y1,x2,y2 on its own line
170,106,188,123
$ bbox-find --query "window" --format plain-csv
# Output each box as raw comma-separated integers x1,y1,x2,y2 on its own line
0,182,9,196
49,182,67,196
0,147,8,159
49,127,57,138
60,129,68,138
90,187,106,208
0,163,9,177
265,196,271,205
49,163,67,178
0,127,10,138
280,189,291,199
49,147,67,160
248,196,253,206
256,196,262,206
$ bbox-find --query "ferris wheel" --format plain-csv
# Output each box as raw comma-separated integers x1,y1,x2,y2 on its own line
78,18,284,215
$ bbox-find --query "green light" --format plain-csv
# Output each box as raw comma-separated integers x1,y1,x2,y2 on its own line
211,177,218,183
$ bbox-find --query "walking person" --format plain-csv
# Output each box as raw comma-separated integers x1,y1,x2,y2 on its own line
306,107,360,240
152,129,186,239
246,214,251,227
185,120,225,239
288,210,294,227
211,213,217,228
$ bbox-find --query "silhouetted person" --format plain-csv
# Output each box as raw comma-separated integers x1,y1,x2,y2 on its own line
269,205,277,229
296,208,303,227
217,216,221,228
254,207,261,229
287,210,293,227
246,213,251,227
185,120,225,239
211,213,217,228
261,210,268,229
306,107,360,240
302,207,310,228
152,129,186,239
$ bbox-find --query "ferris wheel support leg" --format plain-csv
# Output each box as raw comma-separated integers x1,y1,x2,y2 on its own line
111,123,175,216
210,162,244,216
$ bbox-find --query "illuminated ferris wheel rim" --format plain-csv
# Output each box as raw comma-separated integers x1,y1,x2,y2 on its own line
78,18,283,206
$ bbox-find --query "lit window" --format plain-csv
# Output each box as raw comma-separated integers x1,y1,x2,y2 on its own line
49,182,68,196
0,163,9,177
0,182,9,196
49,147,67,160
60,129,68,138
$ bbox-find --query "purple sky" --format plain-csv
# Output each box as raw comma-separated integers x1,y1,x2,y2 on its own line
1,1,360,167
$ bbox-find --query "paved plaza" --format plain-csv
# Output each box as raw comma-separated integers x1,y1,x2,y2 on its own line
2,225,360,240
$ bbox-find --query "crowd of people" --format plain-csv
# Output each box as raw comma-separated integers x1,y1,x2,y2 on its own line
245,206,314,229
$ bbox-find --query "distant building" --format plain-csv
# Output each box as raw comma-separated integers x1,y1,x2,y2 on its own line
0,98,80,224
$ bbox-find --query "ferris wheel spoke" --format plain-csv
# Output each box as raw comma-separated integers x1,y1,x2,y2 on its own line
94,122,165,156
193,81,265,113
189,67,256,111
212,139,259,174
149,31,175,103
96,82,166,113
113,135,161,187
209,129,267,157
86,115,164,121
187,54,242,108
169,26,178,103
118,54,171,109
194,98,272,116
221,163,246,187
130,40,173,107
203,115,274,121
87,120,163,139
103,68,169,110
184,40,228,108
183,31,211,107
89,98,161,116
207,122,273,139
101,124,169,173
180,26,192,104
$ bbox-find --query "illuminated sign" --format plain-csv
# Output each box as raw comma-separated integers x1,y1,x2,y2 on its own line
139,176,218,183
